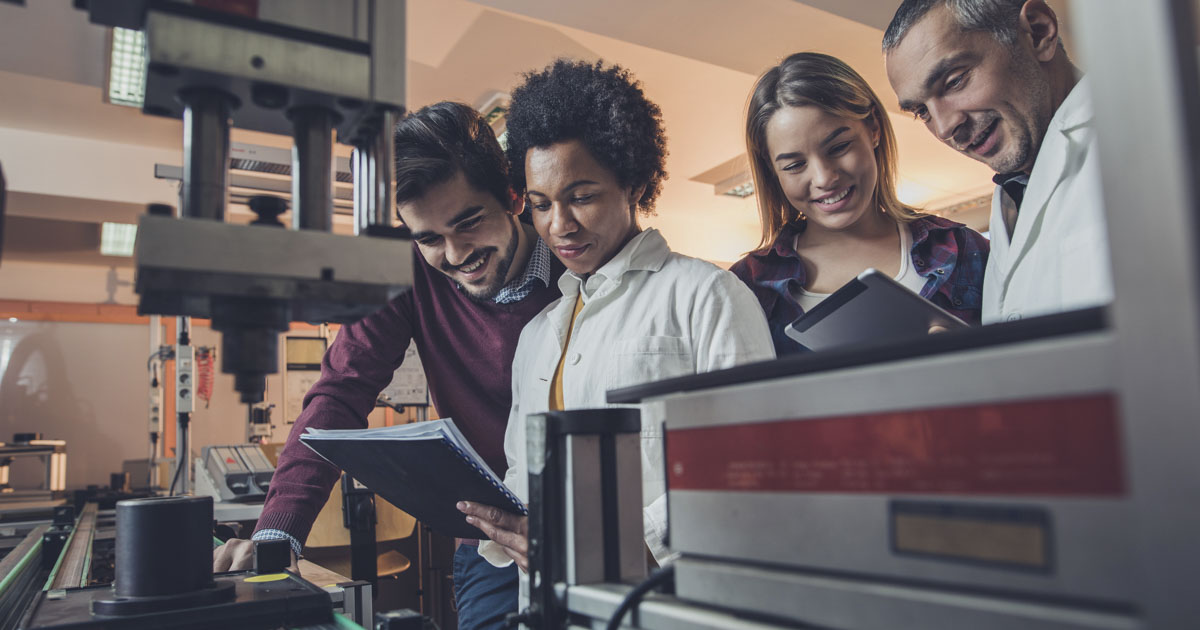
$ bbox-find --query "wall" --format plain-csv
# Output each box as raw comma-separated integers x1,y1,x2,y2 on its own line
0,319,149,490
0,262,403,491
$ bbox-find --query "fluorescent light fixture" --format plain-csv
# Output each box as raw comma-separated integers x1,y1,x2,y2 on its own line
108,27,147,108
692,156,755,198
101,222,138,257
715,172,755,198
722,182,755,198
482,104,507,127
476,91,511,134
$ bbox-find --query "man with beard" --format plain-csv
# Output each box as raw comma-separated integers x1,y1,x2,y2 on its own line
212,102,564,630
884,0,1111,323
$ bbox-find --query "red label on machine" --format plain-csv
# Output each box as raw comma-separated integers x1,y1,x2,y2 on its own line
667,394,1125,496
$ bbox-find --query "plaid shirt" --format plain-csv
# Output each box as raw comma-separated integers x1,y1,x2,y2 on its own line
493,238,553,304
730,215,989,356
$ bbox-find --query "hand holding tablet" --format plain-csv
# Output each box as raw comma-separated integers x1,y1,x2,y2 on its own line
784,268,967,352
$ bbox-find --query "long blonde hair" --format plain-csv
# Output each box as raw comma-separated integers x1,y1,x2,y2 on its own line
746,52,923,249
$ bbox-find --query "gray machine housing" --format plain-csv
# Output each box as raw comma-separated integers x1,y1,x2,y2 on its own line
193,444,275,503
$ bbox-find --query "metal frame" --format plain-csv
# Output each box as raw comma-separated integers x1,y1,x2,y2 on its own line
1073,1,1200,626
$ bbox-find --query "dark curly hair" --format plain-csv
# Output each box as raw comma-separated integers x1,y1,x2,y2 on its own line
504,59,668,216
393,101,511,210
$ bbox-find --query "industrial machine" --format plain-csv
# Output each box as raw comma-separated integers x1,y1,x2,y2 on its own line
77,0,415,405
193,444,274,503
0,438,67,502
0,496,379,629
0,2,427,626
516,1,1200,629
75,0,417,497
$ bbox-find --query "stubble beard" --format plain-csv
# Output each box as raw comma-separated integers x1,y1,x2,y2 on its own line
457,219,521,304
991,51,1054,174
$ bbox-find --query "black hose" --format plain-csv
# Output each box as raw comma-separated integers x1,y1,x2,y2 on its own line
605,565,674,630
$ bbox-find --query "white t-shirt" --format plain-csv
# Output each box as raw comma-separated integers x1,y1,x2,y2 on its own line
792,223,926,311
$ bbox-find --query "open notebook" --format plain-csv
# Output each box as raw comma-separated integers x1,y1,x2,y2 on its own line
300,419,524,540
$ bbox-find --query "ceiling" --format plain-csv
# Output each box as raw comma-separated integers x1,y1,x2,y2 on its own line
0,0,1071,265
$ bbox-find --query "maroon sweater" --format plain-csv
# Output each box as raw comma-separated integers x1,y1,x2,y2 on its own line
255,245,563,544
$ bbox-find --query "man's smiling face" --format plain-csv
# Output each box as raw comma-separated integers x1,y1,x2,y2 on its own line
886,4,1053,174
399,170,523,301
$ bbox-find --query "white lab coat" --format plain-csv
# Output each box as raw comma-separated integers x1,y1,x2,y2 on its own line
982,78,1113,324
479,228,775,568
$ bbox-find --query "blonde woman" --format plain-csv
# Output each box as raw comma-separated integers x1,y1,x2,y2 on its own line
731,52,989,355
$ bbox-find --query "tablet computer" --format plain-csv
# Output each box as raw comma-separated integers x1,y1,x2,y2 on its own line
784,268,967,352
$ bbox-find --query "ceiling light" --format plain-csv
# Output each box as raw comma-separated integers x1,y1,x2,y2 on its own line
476,91,511,139
722,182,755,198
692,156,755,199
107,27,147,108
101,222,138,257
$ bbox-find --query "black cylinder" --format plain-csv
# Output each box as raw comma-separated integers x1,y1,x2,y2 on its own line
371,108,398,228
290,106,335,232
180,89,234,222
114,496,213,598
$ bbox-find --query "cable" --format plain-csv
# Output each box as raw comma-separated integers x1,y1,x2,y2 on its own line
148,432,158,489
167,452,185,496
168,412,189,496
146,346,172,388
605,565,675,630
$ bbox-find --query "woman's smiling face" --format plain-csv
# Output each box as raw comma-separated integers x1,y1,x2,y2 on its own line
765,105,881,233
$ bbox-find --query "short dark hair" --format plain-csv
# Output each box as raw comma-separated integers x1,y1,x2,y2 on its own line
883,0,1026,52
504,59,668,215
392,101,511,211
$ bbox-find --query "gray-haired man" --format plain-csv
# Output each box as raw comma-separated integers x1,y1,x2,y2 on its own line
884,0,1112,324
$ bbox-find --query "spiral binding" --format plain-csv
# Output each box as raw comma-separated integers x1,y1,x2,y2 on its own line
441,437,528,515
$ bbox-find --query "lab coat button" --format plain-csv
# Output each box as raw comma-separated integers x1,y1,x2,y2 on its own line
569,353,581,365
1007,313,1022,322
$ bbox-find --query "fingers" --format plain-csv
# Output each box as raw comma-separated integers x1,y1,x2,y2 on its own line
457,501,528,535
502,545,529,573
928,324,949,334
213,539,256,573
213,543,231,572
458,501,530,570
470,515,529,554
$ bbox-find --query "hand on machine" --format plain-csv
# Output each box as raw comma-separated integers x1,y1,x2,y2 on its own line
213,537,297,573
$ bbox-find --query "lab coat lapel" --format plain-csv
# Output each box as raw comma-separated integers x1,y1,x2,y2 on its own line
1009,132,1069,259
987,185,1014,288
546,284,579,351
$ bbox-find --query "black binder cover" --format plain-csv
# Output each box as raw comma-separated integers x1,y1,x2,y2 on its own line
300,425,524,540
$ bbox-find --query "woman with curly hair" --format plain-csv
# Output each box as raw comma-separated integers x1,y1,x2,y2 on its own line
458,59,774,573
731,52,989,355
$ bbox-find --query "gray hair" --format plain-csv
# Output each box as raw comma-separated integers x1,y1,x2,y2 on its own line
882,0,1027,52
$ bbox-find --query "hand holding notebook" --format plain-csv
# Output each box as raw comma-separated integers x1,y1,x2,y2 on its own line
300,419,524,540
